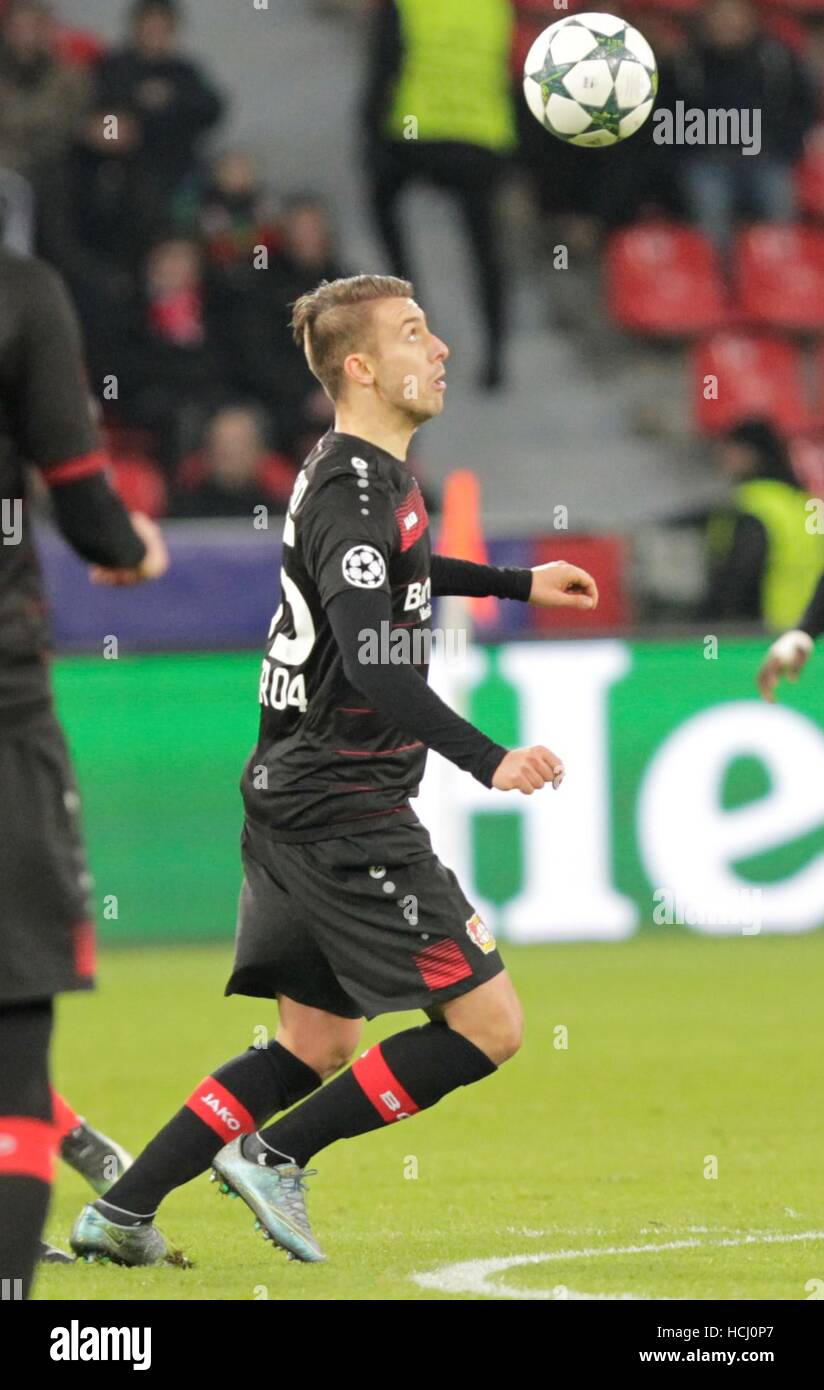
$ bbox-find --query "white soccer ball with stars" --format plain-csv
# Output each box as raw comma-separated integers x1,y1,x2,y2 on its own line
523,11,658,148
342,544,386,589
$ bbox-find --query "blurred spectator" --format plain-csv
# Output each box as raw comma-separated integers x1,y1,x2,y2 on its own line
673,0,817,251
361,0,516,390
173,405,296,518
0,0,89,178
116,235,228,473
208,193,342,457
190,150,282,269
705,419,824,631
89,0,224,225
42,0,225,321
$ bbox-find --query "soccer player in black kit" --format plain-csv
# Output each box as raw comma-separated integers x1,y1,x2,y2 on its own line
0,247,168,1296
72,274,598,1265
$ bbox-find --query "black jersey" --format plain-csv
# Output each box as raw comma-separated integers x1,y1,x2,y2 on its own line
0,250,143,723
242,429,436,841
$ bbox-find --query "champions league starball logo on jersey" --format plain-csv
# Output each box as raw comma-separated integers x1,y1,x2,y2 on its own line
342,544,386,589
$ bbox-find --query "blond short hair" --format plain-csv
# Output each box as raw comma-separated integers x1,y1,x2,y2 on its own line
290,274,414,399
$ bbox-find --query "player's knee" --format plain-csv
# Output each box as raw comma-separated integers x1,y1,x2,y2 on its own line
317,1041,357,1079
456,1005,524,1066
276,1030,355,1081
492,1011,524,1064
296,1037,357,1080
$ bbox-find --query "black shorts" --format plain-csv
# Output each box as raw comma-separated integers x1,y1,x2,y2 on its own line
226,816,504,1021
0,712,96,1006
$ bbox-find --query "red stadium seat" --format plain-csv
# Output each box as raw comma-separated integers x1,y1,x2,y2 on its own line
110,459,167,519
812,341,824,426
735,226,824,331
530,535,631,631
606,223,730,337
692,333,810,435
797,126,824,219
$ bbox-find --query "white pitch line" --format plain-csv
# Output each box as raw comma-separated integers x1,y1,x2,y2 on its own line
412,1230,824,1300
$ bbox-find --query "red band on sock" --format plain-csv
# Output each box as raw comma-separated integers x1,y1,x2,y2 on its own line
185,1078,255,1142
51,1090,81,1141
0,1117,57,1183
351,1045,420,1124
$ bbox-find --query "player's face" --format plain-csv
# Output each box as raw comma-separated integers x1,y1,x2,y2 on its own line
370,299,449,421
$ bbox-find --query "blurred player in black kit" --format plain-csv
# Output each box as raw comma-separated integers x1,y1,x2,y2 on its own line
72,274,597,1267
0,247,168,1296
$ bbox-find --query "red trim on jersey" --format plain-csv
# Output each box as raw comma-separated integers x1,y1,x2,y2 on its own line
351,1045,420,1123
41,449,108,487
72,919,97,979
414,940,473,991
51,1090,81,1141
333,742,423,757
327,804,413,822
186,1077,255,1142
0,1117,57,1183
395,483,428,552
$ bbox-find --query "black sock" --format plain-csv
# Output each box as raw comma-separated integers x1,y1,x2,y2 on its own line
0,999,54,1299
246,1023,496,1170
97,1041,321,1222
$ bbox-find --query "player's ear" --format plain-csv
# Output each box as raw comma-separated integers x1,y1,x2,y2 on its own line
342,351,374,389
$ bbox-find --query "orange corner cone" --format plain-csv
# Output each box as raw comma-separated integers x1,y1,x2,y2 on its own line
438,470,496,626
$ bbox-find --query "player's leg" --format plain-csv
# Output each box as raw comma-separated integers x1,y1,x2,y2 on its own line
0,717,101,1290
51,1089,133,1196
70,1000,357,1264
367,138,416,281
0,999,56,1299
87,1009,328,1230
448,143,508,389
429,969,524,1064
243,974,515,1173
211,824,512,1259
275,994,364,1080
71,835,364,1260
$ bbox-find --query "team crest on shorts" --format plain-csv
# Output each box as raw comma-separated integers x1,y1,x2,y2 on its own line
465,912,495,954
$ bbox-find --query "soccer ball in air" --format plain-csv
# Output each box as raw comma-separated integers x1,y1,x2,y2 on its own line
523,12,658,148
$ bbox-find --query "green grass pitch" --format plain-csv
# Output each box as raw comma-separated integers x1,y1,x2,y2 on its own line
36,931,824,1301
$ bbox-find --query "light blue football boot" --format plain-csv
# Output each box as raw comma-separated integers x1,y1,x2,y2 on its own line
211,1137,326,1263
70,1204,185,1266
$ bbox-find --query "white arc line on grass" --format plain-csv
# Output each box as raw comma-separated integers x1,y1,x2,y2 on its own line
412,1231,824,1301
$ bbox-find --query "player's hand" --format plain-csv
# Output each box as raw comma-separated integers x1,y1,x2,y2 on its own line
89,513,169,586
492,745,565,795
528,561,598,611
757,630,814,702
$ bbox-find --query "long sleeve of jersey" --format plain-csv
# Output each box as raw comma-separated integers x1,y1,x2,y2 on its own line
429,554,532,600
799,570,824,640
327,586,507,788
18,257,146,570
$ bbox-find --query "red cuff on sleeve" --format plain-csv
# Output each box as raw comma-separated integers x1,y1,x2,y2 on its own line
41,449,108,487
